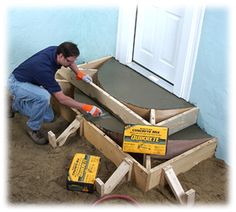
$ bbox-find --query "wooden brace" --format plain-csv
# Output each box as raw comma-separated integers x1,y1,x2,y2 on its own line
163,165,195,205
48,114,83,148
95,158,133,197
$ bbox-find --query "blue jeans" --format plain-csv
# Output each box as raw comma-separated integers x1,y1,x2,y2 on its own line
8,74,54,131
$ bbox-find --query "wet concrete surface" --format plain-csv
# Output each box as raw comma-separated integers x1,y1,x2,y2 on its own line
74,87,212,161
96,58,193,110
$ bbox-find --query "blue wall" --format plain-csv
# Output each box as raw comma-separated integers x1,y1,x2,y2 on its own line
189,8,229,163
7,6,118,71
8,7,229,163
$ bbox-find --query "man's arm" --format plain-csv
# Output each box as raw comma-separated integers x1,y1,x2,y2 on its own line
69,62,80,75
53,91,102,117
53,90,83,109
69,62,92,83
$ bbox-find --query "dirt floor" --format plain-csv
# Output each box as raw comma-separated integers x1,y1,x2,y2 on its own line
7,113,229,206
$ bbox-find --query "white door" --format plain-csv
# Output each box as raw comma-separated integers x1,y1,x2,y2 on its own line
134,5,192,84
116,4,205,100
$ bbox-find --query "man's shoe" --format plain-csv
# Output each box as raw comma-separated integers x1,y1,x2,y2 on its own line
26,128,48,145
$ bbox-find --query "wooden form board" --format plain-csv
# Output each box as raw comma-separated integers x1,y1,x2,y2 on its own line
57,74,149,125
56,56,198,135
156,107,199,135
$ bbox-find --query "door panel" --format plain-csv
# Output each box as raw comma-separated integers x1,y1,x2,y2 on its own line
134,4,158,65
133,4,190,84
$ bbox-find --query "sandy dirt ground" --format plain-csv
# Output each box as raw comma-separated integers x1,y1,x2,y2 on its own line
7,113,229,206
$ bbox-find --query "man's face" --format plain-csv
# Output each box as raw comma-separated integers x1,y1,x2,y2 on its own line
57,53,77,67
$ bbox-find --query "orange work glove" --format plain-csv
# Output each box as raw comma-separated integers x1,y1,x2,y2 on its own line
76,71,92,83
81,104,102,117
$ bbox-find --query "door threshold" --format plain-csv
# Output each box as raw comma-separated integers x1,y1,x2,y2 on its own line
127,62,173,93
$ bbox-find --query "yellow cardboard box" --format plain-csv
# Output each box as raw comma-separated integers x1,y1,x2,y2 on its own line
66,153,100,193
123,124,168,155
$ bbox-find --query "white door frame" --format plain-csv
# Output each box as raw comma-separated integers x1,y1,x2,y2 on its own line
116,4,205,101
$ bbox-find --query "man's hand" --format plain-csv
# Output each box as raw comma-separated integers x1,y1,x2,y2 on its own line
76,70,92,83
81,104,102,117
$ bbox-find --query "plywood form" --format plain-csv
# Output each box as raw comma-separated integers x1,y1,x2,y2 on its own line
51,56,217,194
80,118,217,192
57,69,150,125
56,56,198,135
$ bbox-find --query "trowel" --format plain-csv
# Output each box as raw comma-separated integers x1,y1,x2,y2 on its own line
82,111,111,122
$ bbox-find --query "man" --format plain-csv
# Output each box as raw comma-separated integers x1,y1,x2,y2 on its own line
8,41,102,145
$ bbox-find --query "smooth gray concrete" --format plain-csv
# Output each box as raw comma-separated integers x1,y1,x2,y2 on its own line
96,58,193,110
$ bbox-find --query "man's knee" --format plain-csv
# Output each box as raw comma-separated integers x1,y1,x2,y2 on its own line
37,90,51,105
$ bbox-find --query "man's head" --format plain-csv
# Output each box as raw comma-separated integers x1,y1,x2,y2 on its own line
56,42,80,67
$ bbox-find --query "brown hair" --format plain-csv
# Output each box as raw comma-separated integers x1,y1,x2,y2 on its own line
56,41,80,58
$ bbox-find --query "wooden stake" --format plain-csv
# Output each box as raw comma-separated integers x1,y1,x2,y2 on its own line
185,189,196,205
150,109,156,125
48,131,57,148
143,109,156,170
